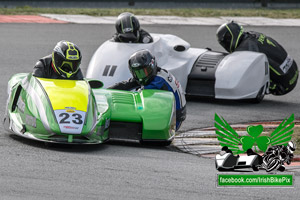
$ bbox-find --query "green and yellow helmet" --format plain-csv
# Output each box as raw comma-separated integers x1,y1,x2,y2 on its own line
216,21,244,53
52,40,82,78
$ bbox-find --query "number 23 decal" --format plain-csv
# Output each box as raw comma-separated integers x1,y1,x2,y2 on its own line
59,113,83,124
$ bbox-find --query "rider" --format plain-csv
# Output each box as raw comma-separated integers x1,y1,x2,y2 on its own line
112,12,153,43
262,141,296,172
108,49,186,131
216,21,298,95
33,40,84,80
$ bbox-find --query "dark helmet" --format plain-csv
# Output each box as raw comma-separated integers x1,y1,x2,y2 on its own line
52,40,82,78
216,21,244,52
115,12,140,42
128,49,157,85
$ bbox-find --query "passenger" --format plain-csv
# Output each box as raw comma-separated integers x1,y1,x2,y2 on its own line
112,12,153,44
33,40,83,80
108,49,186,130
216,21,298,95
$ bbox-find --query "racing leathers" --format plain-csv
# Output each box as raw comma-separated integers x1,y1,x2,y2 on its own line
33,54,84,80
112,29,153,43
235,31,298,95
108,67,186,130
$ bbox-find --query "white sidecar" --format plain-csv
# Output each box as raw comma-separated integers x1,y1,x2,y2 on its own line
86,33,269,102
215,152,260,171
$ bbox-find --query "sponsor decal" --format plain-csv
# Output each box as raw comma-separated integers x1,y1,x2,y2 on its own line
65,107,76,113
26,115,36,128
279,55,293,74
63,126,79,130
17,97,25,113
124,27,132,32
131,63,140,68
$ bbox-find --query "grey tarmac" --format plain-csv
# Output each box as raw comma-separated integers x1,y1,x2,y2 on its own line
0,23,300,199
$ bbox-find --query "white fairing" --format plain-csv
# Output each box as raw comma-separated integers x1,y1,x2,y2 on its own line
215,153,258,169
87,33,206,90
215,153,232,168
215,51,269,99
237,155,257,166
87,33,269,100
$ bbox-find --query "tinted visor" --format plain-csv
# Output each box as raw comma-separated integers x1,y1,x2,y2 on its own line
132,68,149,80
219,32,232,52
59,60,80,74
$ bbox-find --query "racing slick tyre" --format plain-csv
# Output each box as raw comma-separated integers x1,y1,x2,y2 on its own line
278,165,285,172
252,166,259,171
140,140,172,146
250,85,265,103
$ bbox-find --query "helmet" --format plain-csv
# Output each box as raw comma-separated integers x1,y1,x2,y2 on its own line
115,12,140,42
287,141,296,153
216,21,244,52
52,40,82,78
128,49,157,85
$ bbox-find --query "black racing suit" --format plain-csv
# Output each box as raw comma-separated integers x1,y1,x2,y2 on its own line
235,31,298,95
112,29,153,43
32,54,84,80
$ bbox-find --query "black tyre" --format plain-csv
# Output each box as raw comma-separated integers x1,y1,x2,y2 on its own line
266,158,280,172
140,140,172,146
278,166,285,172
252,166,259,171
250,85,265,103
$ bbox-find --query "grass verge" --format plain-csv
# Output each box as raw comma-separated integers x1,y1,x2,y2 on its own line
1,6,300,18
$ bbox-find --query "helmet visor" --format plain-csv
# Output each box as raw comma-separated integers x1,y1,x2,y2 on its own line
60,61,80,73
57,60,80,78
133,68,148,80
219,32,232,52
131,67,152,85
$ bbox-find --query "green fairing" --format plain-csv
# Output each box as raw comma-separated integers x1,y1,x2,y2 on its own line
4,73,175,144
92,88,175,140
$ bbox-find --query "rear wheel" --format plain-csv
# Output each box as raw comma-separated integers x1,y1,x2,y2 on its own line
251,85,265,103
253,86,265,103
252,166,259,171
140,140,172,146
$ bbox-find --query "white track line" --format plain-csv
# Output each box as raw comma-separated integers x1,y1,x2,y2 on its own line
41,14,300,26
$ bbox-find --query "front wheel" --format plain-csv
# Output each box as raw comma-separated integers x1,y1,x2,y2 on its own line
266,158,281,172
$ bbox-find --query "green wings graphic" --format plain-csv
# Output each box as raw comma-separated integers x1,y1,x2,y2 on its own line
214,114,244,155
215,114,294,155
270,114,294,146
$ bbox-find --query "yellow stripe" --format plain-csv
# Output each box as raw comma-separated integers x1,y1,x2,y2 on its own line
37,78,89,112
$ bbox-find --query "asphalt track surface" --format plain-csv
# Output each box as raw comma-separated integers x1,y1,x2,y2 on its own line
0,23,300,199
